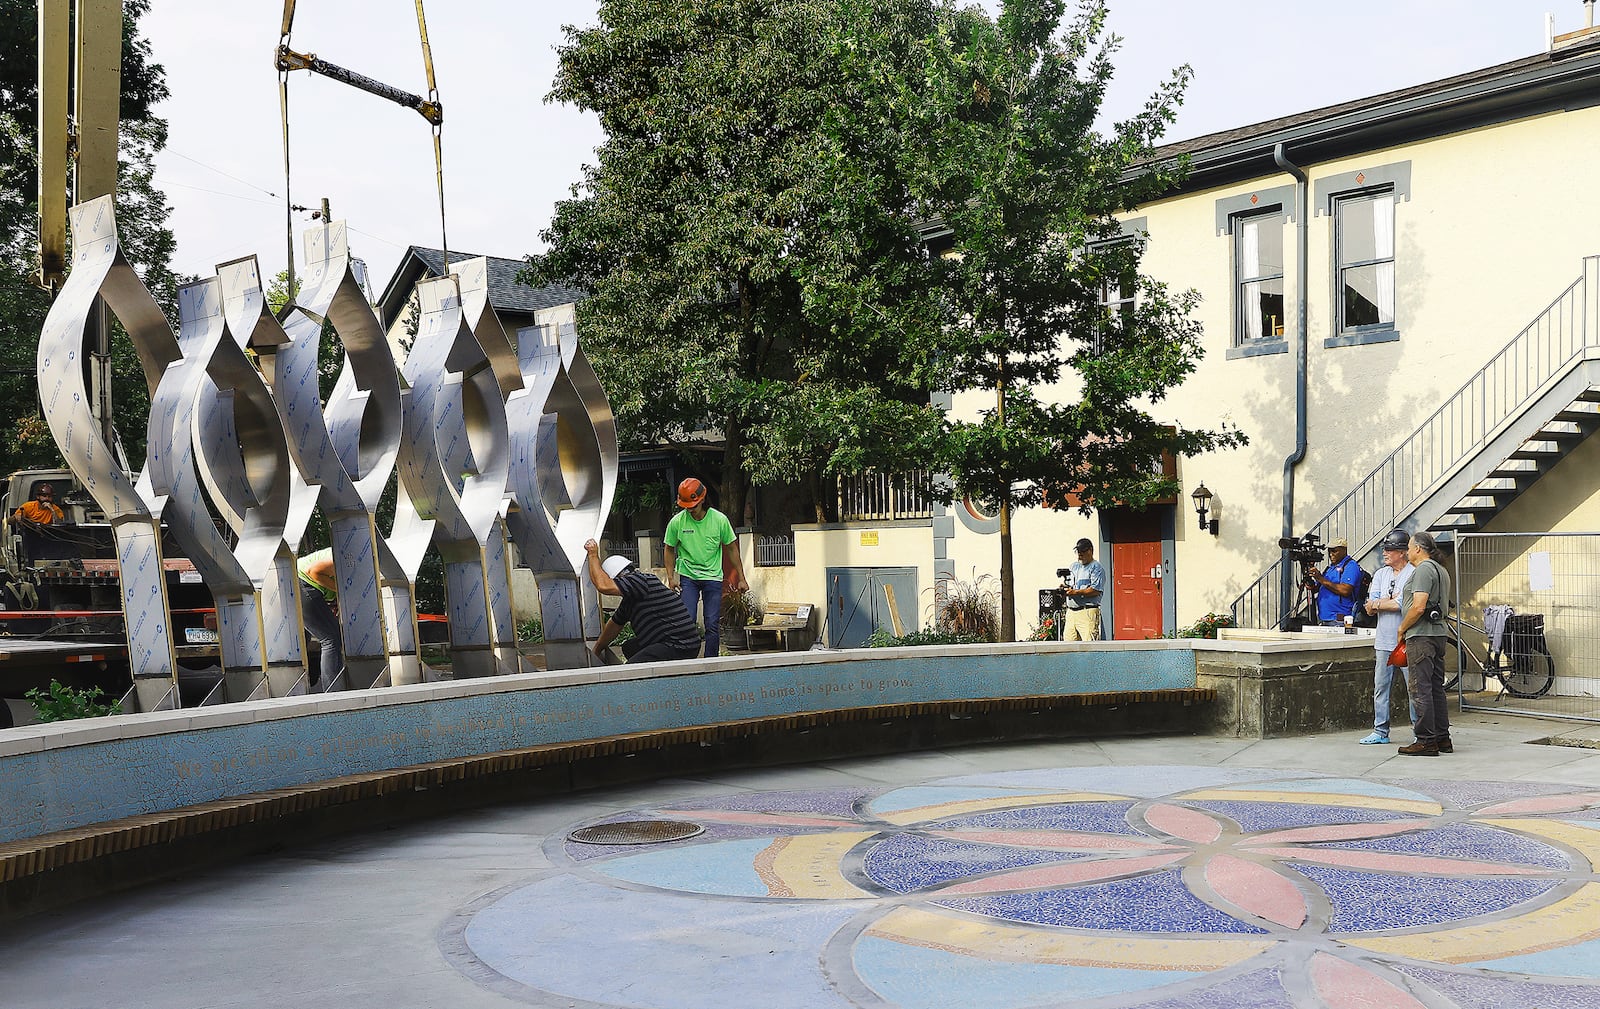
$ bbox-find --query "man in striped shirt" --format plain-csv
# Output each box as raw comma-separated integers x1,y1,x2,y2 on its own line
585,539,702,664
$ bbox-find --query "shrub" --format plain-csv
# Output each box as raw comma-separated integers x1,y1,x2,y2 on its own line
929,572,999,642
1178,612,1236,639
26,680,121,722
517,616,545,643
719,588,764,635
868,626,989,648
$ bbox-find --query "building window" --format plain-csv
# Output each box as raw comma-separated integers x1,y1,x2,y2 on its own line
1335,190,1396,333
1090,239,1137,353
1233,211,1285,344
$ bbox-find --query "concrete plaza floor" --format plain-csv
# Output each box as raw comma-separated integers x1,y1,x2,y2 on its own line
3,707,1600,1008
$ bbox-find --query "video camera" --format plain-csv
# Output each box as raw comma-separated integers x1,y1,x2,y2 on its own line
1277,532,1326,567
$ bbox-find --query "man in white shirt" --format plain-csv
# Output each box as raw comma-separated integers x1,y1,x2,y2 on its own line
1358,528,1414,744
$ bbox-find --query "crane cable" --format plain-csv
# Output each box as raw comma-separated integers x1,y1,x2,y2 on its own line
276,0,450,299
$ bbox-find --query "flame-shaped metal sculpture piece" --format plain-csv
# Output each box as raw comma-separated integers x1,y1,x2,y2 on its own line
398,275,515,678
145,278,276,703
274,222,405,689
36,196,181,711
458,258,527,674
503,320,619,668
209,256,309,697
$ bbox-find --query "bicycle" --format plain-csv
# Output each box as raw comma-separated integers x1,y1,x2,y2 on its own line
1443,611,1556,699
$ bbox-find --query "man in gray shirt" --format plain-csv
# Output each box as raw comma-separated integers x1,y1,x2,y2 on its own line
1397,531,1452,756
1359,529,1414,745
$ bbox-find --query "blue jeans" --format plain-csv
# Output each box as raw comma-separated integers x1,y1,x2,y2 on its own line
301,590,342,688
1373,652,1416,735
680,578,724,659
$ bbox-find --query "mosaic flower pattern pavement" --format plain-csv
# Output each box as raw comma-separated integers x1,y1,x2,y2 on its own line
443,767,1600,1008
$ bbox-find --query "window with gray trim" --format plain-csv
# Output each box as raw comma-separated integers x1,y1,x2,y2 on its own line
1089,238,1137,353
1232,209,1285,344
1335,189,1395,333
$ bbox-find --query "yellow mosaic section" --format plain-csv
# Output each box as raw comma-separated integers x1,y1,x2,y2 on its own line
756,831,878,899
1181,789,1442,817
1344,882,1600,964
876,792,1131,826
866,906,1273,971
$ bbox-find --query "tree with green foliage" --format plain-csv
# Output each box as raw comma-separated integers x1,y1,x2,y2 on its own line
0,0,181,477
919,0,1245,639
523,0,946,523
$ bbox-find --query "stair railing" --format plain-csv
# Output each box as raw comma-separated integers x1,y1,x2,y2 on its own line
1233,256,1600,628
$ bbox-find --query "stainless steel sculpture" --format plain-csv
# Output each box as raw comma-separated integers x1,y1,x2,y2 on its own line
37,196,182,711
273,222,405,689
503,320,618,668
211,256,309,696
38,200,619,703
146,278,274,702
398,275,514,678
458,258,527,674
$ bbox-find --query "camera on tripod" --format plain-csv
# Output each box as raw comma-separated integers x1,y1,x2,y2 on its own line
1277,532,1326,567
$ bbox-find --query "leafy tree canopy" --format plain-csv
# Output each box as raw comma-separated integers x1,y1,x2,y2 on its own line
523,0,949,521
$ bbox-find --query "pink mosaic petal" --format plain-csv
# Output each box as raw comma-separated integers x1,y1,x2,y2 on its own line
656,809,855,829
1145,803,1223,844
1476,793,1600,817
1246,820,1431,846
1203,855,1306,928
933,830,1175,853
1255,846,1547,876
1310,952,1428,1009
933,852,1188,895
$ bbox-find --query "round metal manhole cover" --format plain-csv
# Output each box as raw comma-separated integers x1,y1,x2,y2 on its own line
568,819,705,845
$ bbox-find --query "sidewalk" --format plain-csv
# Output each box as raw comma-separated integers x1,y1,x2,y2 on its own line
2,707,1598,1008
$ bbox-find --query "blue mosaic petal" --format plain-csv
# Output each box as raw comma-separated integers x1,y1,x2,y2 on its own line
1322,821,1571,869
1192,800,1414,833
592,837,778,897
862,833,1088,893
1293,864,1560,932
936,801,1140,835
854,935,1201,1009
1133,968,1296,1009
867,785,1066,817
936,870,1269,935
1401,965,1600,1009
1383,778,1584,810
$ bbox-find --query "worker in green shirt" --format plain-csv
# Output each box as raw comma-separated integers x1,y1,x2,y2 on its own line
297,546,341,689
663,478,748,658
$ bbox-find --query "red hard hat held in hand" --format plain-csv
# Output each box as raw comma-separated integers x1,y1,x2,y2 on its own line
677,477,706,509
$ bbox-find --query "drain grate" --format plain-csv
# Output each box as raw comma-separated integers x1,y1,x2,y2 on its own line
568,819,705,845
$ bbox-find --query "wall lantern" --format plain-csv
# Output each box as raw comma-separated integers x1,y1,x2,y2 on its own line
1191,483,1219,535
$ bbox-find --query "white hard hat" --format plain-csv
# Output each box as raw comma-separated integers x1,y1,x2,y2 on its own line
601,555,633,579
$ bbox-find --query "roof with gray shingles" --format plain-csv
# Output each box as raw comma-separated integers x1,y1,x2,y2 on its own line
376,246,584,329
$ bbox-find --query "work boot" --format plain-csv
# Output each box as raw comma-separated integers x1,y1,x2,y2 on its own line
1398,741,1439,757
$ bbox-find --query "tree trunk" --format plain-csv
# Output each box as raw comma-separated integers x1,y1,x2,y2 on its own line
808,468,827,524
721,416,748,527
999,498,1015,642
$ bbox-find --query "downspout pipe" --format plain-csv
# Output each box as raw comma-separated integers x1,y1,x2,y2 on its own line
1273,143,1309,626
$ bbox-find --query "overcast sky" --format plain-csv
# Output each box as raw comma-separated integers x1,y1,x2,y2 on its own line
143,1,1570,293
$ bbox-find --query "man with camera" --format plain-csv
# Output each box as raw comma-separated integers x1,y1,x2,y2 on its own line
1059,538,1105,641
1310,538,1362,626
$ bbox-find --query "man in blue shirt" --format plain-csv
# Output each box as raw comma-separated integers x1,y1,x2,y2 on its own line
1062,538,1106,641
1314,538,1362,625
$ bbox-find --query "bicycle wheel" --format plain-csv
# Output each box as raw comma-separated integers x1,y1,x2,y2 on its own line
1503,646,1556,699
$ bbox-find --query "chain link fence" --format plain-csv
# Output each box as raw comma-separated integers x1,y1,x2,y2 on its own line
1454,531,1600,722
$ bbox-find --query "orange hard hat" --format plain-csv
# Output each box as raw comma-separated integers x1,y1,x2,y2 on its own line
677,477,707,509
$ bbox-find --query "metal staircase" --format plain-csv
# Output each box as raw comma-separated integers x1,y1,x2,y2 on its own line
1233,256,1600,629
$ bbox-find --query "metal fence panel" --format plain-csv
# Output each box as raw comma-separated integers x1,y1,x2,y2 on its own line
1456,531,1600,722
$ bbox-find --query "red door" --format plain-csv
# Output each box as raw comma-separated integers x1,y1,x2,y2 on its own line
1110,510,1165,639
